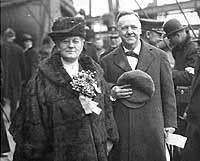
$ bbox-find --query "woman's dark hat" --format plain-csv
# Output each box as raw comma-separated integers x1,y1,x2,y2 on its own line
117,70,155,108
49,17,86,42
163,19,187,37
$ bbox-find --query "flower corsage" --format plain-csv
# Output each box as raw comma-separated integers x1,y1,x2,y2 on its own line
70,70,102,115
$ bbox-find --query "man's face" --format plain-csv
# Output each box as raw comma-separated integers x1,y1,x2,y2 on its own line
109,36,121,48
41,44,52,54
148,31,163,47
94,35,104,50
167,32,182,47
24,40,33,49
58,36,84,62
118,14,141,48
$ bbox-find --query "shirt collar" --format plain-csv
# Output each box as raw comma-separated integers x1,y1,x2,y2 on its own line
123,40,141,55
61,57,79,69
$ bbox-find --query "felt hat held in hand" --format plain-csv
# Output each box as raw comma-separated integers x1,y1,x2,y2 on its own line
117,70,155,108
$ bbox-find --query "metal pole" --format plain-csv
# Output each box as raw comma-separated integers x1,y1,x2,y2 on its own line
134,0,149,18
40,0,53,24
25,5,43,29
89,0,92,17
175,0,197,38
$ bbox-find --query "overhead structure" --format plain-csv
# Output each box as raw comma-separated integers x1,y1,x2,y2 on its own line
135,0,200,17
0,0,77,48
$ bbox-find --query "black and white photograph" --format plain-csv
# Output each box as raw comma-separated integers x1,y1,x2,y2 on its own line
1,0,200,161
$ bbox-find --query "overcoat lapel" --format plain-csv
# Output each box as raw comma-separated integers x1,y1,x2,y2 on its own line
113,45,132,72
113,41,156,72
136,41,156,72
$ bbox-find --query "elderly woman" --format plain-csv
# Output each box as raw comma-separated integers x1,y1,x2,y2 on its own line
9,17,118,161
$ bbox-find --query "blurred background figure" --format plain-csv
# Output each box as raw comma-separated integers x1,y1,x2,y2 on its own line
157,37,175,68
140,18,164,47
93,33,105,61
100,26,121,59
1,28,25,121
39,35,54,61
83,26,99,63
140,19,175,68
180,50,200,161
163,18,199,161
22,33,34,53
1,58,10,159
21,33,39,84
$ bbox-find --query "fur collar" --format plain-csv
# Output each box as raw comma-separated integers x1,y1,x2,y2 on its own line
38,52,97,85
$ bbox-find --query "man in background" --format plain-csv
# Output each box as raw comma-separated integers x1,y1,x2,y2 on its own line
140,18,175,68
39,35,54,61
22,33,39,84
180,50,200,161
100,26,121,59
1,28,25,121
163,18,199,161
140,18,164,47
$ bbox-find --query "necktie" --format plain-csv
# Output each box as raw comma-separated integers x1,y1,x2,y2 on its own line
125,51,138,59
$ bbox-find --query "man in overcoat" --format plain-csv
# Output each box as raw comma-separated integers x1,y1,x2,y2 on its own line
140,18,164,47
100,11,177,161
163,18,199,121
1,28,26,120
181,52,200,161
22,33,39,84
163,19,199,161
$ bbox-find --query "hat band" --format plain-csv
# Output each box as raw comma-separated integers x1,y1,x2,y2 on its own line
51,22,83,33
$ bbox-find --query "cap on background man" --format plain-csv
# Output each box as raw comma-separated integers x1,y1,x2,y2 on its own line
99,26,121,59
108,26,120,39
107,26,121,48
163,18,187,38
140,18,164,47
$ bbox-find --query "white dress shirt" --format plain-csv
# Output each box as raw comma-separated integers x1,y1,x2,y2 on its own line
123,40,141,70
61,57,79,78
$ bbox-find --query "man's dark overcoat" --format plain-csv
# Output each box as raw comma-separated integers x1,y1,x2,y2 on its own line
100,40,177,161
181,53,200,161
172,35,199,137
9,52,119,161
172,35,199,86
24,47,39,83
1,41,26,119
1,41,25,101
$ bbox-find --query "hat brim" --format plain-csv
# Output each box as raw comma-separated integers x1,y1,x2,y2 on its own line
164,26,187,38
48,22,86,42
151,30,164,35
117,70,155,108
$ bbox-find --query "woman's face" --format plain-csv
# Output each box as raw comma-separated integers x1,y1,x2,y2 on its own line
57,36,84,62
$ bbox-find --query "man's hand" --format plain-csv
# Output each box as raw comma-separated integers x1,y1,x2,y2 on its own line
164,127,175,138
111,84,133,99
